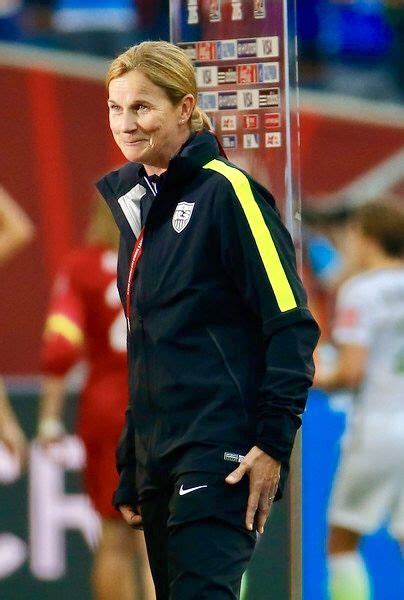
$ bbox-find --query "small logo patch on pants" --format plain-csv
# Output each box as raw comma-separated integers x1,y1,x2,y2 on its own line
224,452,245,463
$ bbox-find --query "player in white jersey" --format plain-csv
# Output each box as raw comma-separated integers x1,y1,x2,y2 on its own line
316,199,404,600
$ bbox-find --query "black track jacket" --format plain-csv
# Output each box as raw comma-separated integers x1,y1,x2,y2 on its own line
97,131,320,508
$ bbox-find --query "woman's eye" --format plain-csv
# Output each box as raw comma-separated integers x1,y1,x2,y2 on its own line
109,104,120,112
137,105,149,113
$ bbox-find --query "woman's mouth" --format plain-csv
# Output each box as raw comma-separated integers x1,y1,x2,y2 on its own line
124,139,147,145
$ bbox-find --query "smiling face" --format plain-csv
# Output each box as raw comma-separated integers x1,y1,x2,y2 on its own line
108,70,194,175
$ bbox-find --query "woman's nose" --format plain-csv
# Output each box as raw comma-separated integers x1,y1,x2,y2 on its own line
121,110,138,133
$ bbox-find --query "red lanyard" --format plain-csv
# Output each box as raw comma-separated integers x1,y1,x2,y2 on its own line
125,227,145,331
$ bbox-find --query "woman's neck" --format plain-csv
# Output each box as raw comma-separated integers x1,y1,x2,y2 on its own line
143,130,192,177
144,165,167,177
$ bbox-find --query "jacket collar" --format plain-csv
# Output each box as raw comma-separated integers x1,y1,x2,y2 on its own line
97,130,221,199
96,130,222,241
163,130,222,187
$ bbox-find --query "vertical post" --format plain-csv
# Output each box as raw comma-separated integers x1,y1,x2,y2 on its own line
285,2,303,598
290,433,303,600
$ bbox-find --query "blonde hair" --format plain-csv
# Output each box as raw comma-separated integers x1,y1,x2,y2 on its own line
107,41,212,133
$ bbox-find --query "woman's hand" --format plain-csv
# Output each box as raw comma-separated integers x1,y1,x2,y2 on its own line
119,504,144,529
225,446,280,534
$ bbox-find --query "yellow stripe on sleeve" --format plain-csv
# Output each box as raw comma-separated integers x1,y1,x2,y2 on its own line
45,314,84,346
203,158,297,312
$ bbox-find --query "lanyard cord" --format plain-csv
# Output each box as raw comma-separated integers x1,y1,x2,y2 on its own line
125,227,145,332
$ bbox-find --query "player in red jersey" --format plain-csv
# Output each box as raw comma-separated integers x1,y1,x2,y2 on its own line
37,197,154,600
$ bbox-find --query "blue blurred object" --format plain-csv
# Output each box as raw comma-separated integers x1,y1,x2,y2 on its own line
297,0,321,45
49,0,140,56
307,234,343,284
0,0,23,41
318,0,392,57
52,0,137,32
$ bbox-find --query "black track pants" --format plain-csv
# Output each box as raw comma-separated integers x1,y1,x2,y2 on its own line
139,472,256,599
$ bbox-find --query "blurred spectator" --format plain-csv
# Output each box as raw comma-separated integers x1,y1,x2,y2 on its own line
0,0,23,41
37,196,154,600
319,0,392,59
50,0,140,57
297,0,403,99
315,199,404,600
1,1,402,99
4,0,145,57
20,0,55,48
135,0,169,41
297,1,325,87
8,0,171,57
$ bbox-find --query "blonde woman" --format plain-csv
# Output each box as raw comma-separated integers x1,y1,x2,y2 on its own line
98,41,319,599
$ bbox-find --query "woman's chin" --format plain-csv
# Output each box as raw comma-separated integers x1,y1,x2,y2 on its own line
122,148,145,163
116,140,147,163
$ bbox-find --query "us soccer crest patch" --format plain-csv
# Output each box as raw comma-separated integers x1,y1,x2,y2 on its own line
172,202,195,233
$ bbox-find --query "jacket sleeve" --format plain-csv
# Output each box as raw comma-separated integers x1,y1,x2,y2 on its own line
112,329,138,508
212,166,320,465
112,404,138,508
112,236,138,509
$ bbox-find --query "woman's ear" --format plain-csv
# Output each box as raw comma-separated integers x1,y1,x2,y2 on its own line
179,94,195,124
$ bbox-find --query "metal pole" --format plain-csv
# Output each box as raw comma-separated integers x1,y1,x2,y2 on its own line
284,1,303,597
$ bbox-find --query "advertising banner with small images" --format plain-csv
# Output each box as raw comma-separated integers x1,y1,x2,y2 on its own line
170,0,300,236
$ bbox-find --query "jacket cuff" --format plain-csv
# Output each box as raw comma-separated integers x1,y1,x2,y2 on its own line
255,409,302,464
263,306,319,337
112,466,138,509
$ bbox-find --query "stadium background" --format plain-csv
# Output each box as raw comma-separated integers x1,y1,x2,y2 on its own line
1,1,403,598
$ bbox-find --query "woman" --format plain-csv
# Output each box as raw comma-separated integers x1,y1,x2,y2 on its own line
97,41,319,600
38,197,154,600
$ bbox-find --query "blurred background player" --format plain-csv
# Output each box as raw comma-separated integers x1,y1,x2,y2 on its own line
0,184,34,465
315,198,404,600
37,195,154,600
